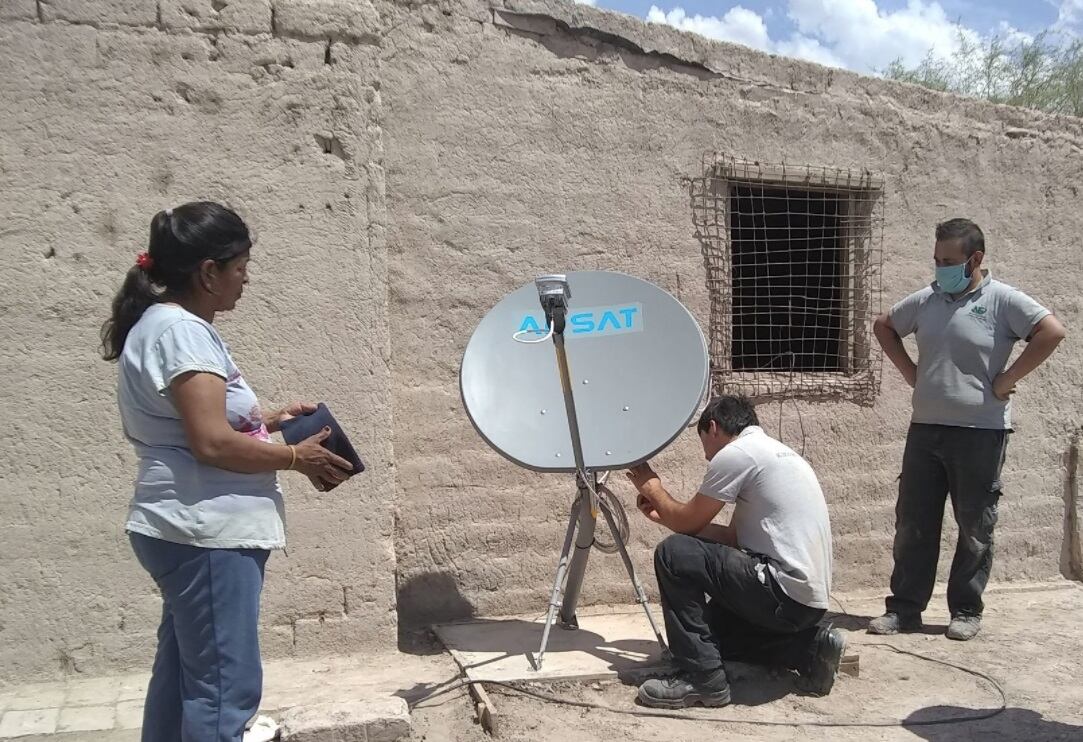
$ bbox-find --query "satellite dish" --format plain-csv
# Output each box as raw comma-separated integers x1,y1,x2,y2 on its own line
459,270,707,670
460,271,708,471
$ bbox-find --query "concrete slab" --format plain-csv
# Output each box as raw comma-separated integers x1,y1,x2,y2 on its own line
279,698,411,742
56,706,116,733
0,708,60,738
261,653,454,741
5,686,65,712
114,701,144,731
63,678,120,708
0,650,456,740
433,610,671,684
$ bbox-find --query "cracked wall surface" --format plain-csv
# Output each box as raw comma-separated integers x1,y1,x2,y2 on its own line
1,0,1082,683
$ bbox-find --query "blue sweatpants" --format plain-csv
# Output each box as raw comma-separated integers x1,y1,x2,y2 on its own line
129,533,269,742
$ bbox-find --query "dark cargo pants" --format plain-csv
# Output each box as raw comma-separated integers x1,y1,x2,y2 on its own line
885,423,1009,618
654,534,825,676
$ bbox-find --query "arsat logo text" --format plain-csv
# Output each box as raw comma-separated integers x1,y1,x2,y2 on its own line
517,303,644,339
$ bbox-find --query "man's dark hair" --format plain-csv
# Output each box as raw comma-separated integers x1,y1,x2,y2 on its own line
697,395,759,436
935,218,985,258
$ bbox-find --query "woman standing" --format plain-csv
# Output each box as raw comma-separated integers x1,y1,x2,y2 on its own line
101,202,352,741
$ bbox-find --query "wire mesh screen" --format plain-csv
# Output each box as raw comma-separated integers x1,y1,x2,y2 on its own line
691,154,884,405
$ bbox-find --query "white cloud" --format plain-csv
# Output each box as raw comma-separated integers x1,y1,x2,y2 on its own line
646,0,991,74
648,4,844,67
646,6,772,51
786,0,979,71
1054,0,1083,34
574,0,597,5
775,34,844,68
995,21,1033,47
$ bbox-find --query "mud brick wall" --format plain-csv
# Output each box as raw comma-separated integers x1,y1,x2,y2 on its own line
1,0,1080,682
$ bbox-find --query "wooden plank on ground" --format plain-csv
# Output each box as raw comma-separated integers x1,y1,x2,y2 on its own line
469,680,499,736
840,653,860,678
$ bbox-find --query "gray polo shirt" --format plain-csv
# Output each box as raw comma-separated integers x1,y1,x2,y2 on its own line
889,271,1050,430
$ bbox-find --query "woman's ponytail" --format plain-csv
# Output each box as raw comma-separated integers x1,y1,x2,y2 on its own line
100,265,160,361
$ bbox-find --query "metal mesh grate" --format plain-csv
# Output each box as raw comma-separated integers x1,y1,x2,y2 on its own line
690,153,885,405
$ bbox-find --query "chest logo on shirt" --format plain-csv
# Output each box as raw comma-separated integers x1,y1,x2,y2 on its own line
968,305,990,323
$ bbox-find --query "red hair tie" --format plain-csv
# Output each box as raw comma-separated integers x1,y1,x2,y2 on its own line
135,252,154,271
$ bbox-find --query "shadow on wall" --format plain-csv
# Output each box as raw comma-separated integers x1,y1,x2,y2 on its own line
903,706,1083,741
396,570,475,654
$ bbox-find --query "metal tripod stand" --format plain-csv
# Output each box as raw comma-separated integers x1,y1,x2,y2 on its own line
532,302,668,670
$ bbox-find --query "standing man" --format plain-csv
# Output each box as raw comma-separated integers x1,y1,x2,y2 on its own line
627,395,843,709
870,218,1065,640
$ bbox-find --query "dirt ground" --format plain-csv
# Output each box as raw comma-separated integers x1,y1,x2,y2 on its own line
406,583,1083,742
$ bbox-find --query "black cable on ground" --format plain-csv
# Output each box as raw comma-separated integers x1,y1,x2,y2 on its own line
413,642,1007,728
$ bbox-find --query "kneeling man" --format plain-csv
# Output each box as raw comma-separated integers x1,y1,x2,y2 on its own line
627,395,843,708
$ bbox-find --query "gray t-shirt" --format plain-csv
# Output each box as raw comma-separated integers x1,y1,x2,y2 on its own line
119,304,285,550
890,272,1050,430
698,426,832,609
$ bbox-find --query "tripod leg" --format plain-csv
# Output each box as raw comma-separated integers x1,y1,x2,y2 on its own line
534,494,583,671
597,498,669,655
559,482,596,627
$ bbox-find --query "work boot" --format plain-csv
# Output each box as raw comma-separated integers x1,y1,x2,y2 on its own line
867,611,922,635
798,626,847,696
946,615,981,641
637,667,731,709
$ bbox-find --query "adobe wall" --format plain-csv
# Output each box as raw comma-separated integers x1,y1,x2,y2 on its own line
1,0,1079,683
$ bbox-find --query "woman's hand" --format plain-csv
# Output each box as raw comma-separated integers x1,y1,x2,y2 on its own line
307,475,332,492
266,401,317,434
292,427,353,487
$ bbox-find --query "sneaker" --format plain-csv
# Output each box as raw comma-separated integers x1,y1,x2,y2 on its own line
798,626,847,696
243,715,279,742
637,667,732,709
946,615,981,641
867,611,922,635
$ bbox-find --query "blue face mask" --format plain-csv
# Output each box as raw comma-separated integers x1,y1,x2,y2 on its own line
935,260,972,294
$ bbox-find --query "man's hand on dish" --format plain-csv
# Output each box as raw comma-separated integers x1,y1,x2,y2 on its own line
636,492,662,524
626,461,660,490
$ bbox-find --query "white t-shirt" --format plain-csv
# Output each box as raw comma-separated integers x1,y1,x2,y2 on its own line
698,426,832,609
119,304,286,549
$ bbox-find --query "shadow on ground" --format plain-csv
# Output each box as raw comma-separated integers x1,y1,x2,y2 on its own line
904,705,1083,741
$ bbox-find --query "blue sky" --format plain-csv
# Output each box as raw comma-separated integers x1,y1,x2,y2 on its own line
577,0,1083,74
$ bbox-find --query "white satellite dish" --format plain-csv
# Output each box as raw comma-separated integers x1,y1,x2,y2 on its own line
459,271,709,669
461,271,709,472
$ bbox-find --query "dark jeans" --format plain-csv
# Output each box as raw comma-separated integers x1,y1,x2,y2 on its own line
130,533,270,742
885,424,1009,619
654,534,825,677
